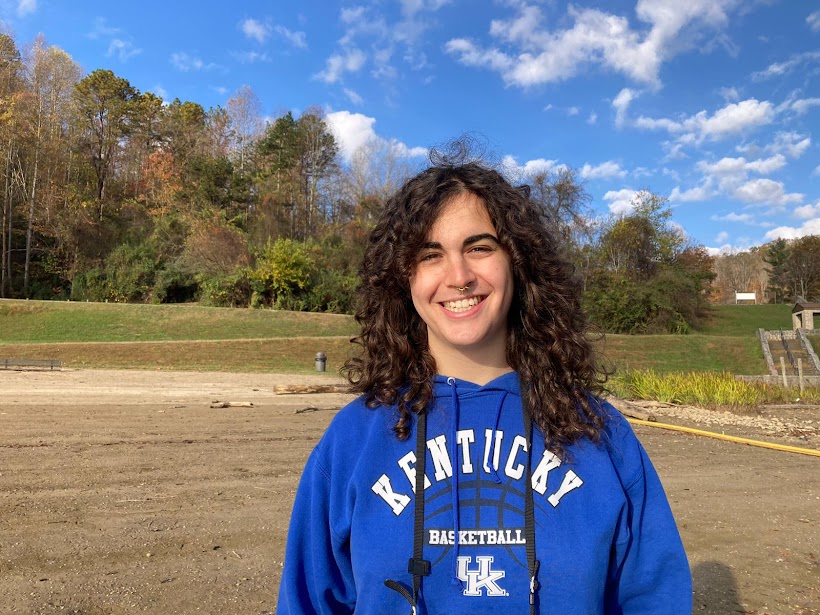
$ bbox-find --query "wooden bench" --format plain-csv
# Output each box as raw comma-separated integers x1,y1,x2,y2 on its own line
1,358,63,370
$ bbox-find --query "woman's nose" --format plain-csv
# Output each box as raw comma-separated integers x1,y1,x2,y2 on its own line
445,255,476,288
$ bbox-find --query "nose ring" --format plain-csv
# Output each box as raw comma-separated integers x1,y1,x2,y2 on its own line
456,285,469,293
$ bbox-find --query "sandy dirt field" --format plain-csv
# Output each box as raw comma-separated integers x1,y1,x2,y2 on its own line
0,369,818,614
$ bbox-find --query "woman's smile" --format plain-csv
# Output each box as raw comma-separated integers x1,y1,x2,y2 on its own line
441,295,484,313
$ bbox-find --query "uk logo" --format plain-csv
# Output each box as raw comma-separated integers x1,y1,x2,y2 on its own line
456,556,508,597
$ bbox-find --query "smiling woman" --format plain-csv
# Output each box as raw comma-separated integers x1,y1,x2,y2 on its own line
277,152,692,615
409,193,514,382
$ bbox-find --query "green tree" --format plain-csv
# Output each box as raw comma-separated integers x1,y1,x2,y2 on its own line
254,108,339,241
762,238,789,303
584,191,710,334
0,33,24,297
250,237,315,307
784,235,820,301
72,69,138,214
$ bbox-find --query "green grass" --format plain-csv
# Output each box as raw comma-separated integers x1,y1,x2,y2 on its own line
599,333,765,375
609,368,820,408
0,299,799,375
697,303,792,336
0,299,358,343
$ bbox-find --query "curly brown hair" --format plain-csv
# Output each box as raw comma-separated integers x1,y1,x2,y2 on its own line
342,160,607,448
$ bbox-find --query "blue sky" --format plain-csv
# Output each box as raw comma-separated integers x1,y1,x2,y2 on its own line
2,0,818,253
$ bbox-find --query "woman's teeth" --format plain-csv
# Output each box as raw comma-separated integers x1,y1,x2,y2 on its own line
443,297,480,313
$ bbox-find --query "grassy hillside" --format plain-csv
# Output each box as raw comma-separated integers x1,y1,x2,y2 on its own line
0,299,796,375
0,299,358,343
697,304,792,336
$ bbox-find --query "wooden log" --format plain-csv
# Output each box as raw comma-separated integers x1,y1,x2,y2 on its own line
273,384,350,395
210,401,255,408
606,398,657,422
294,406,341,414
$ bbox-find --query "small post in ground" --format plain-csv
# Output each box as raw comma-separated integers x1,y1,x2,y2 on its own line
798,358,804,395
780,356,788,388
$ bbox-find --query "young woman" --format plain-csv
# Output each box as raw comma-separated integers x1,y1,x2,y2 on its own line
277,161,692,614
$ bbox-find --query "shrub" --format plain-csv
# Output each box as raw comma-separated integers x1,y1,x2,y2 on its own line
197,271,252,307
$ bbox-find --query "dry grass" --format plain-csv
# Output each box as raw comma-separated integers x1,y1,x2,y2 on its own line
0,337,355,374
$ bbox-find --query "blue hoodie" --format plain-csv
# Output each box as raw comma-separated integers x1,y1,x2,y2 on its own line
277,372,692,614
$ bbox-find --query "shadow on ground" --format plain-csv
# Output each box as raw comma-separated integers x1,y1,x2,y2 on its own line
693,560,742,614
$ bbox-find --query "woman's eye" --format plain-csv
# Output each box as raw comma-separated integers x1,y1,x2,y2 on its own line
418,252,439,262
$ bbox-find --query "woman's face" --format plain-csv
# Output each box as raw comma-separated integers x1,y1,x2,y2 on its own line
409,193,513,367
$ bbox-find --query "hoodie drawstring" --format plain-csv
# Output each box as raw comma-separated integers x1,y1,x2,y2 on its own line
447,377,462,586
522,396,540,615
384,409,430,614
488,391,507,484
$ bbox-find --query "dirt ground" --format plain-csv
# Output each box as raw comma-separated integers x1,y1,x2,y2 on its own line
0,369,818,615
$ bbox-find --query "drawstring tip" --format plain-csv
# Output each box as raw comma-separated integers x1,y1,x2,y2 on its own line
530,574,539,604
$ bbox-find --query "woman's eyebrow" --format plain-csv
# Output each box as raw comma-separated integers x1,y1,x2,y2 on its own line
419,234,499,251
463,233,500,246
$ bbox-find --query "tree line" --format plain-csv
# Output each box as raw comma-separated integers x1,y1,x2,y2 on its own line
1,32,817,334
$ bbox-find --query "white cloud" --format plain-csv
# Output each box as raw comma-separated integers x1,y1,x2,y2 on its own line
603,188,639,216
808,11,820,32
719,86,739,102
400,0,452,18
325,110,425,162
315,49,366,83
612,88,637,128
752,51,820,80
326,111,377,160
635,99,775,145
746,154,786,174
765,218,820,240
815,165,820,176
669,183,712,202
696,154,785,184
170,52,217,72
391,141,428,158
152,85,168,101
444,38,512,72
107,39,142,62
732,178,803,206
695,152,803,208
789,97,820,115
712,212,753,223
328,2,446,84
661,142,687,161
705,241,756,256
231,51,271,64
587,111,598,125
343,88,364,106
274,25,307,49
579,161,626,180
500,156,559,182
17,0,35,17
88,17,119,40
446,1,743,89
241,19,271,44
768,131,811,159
794,201,820,220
